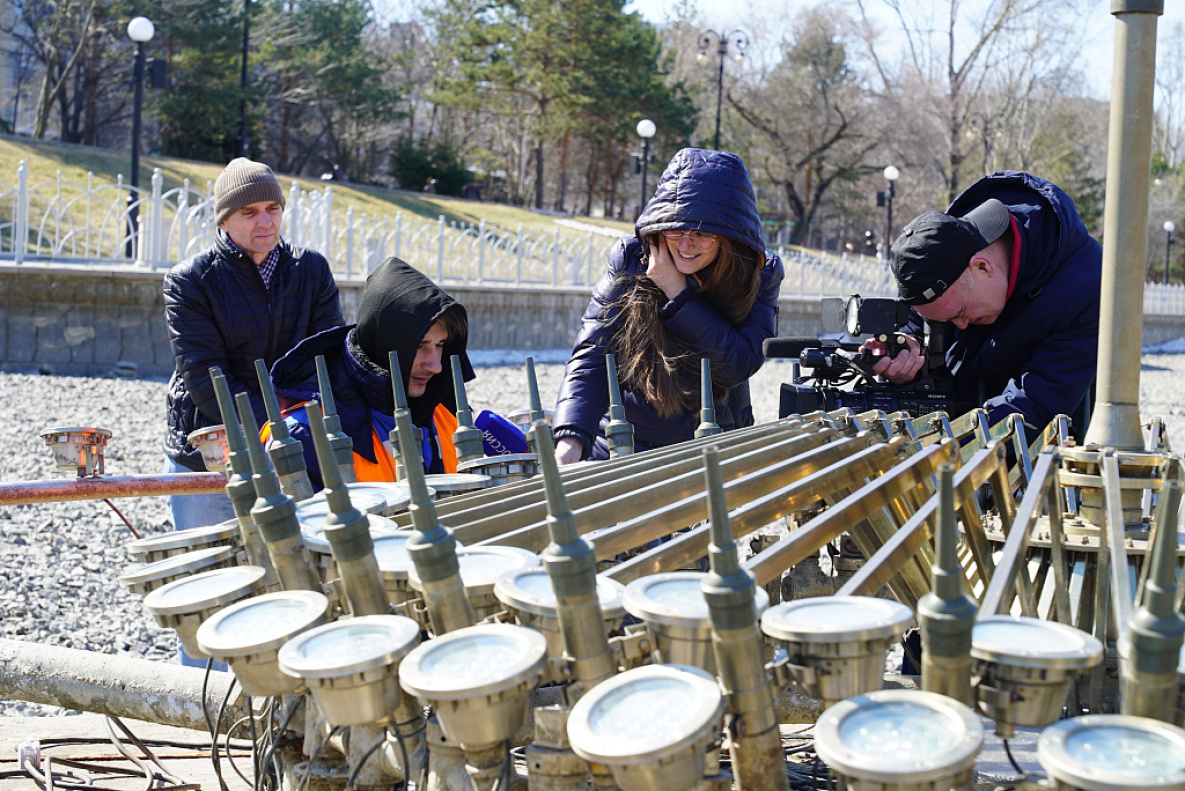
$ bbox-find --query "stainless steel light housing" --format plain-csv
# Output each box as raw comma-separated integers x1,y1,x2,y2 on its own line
141,566,267,659
301,514,401,584
296,485,394,522
119,545,238,597
277,614,421,727
40,426,112,477
494,567,625,682
127,520,239,564
760,595,914,709
398,623,547,748
196,590,330,696
187,424,229,472
410,546,539,620
372,530,462,605
457,453,541,486
623,571,769,673
814,689,983,791
1037,714,1185,791
566,664,724,791
422,472,492,498
971,615,1103,735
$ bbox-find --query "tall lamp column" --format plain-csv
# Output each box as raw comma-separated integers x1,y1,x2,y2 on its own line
1164,220,1176,284
636,119,656,216
697,29,748,151
126,16,154,260
237,0,251,157
883,165,900,258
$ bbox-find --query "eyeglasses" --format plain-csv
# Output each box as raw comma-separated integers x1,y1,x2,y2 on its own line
661,229,719,249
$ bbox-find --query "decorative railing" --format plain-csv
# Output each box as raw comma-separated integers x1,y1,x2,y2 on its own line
1,161,1182,315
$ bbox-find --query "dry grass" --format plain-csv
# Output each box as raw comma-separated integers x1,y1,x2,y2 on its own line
0,136,634,238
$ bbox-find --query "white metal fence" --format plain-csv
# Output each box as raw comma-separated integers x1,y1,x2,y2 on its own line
1,161,1183,314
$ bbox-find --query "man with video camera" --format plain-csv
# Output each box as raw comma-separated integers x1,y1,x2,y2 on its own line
872,170,1102,431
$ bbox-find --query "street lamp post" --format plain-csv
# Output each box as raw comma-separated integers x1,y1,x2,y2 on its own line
1164,220,1176,284
237,0,251,157
697,29,748,151
883,165,900,258
636,119,656,216
126,16,154,260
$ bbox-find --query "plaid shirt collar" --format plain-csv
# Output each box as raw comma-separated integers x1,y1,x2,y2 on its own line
220,230,281,289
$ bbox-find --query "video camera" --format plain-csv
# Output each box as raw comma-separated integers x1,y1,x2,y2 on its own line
764,295,965,418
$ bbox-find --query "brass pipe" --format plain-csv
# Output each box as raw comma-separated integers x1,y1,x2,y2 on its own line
742,440,956,587
0,472,226,505
977,448,1057,617
589,433,887,571
477,426,841,552
392,417,812,528
1085,0,1164,450
606,437,915,584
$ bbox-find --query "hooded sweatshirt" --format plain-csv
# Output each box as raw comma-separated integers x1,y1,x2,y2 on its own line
552,148,784,456
269,257,475,488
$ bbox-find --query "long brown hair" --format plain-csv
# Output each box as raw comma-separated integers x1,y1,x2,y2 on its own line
611,236,763,417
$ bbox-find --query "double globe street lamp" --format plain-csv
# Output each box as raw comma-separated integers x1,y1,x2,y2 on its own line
697,29,748,151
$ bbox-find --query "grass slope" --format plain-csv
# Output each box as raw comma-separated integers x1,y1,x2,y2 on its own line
0,136,634,238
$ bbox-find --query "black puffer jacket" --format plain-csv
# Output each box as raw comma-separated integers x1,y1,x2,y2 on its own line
162,234,343,470
553,149,783,457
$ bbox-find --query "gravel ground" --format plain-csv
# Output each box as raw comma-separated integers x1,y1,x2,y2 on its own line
1,349,1183,717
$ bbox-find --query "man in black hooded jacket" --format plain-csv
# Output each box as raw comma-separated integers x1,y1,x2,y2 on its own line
268,257,475,489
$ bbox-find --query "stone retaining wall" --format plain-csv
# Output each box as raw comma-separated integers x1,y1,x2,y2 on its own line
1,263,1181,378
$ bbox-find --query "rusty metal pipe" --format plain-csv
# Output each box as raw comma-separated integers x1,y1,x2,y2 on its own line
0,472,226,505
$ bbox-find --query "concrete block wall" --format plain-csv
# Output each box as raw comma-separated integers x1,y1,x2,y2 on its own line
2,263,1182,378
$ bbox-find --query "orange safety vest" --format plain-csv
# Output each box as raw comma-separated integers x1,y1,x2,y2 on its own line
264,402,459,483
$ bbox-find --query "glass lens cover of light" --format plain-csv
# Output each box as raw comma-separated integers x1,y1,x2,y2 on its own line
214,598,318,643
625,572,768,626
297,493,388,524
972,616,1102,668
121,545,230,582
837,702,961,761
419,633,525,682
287,617,419,673
456,548,538,587
588,677,701,739
504,568,624,615
761,596,913,643
146,567,261,611
1062,726,1183,777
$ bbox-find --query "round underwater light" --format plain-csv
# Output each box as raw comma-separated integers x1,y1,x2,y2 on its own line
971,615,1102,735
760,595,914,708
623,571,769,673
494,567,625,683
506,409,553,432
409,546,539,620
422,472,492,498
186,425,229,473
278,614,421,727
457,453,541,486
142,566,267,659
371,531,464,604
40,426,112,477
301,514,400,580
814,689,983,791
127,520,239,564
399,623,547,748
296,486,391,524
1037,714,1185,791
119,545,237,597
196,590,329,697
566,663,724,791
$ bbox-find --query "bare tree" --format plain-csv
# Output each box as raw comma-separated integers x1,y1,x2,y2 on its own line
15,0,101,139
855,0,1091,204
1155,20,1185,168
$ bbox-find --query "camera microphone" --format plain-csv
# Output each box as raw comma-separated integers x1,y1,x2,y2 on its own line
763,336,822,359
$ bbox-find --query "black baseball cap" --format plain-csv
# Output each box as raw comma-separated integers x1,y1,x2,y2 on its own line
890,198,1012,305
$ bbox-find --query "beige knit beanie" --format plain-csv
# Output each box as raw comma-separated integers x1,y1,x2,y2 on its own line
214,158,285,226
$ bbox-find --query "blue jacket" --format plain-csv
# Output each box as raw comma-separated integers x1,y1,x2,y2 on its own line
937,171,1102,429
553,149,783,457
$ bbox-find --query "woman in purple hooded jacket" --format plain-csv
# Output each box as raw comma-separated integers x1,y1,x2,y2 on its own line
552,148,784,463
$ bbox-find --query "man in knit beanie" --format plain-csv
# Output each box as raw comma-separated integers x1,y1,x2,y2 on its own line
162,157,342,545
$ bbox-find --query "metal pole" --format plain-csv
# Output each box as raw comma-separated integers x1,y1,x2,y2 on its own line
640,136,649,215
1084,0,1164,451
885,179,895,255
714,37,726,151
1164,228,1172,284
126,41,145,259
238,0,251,157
